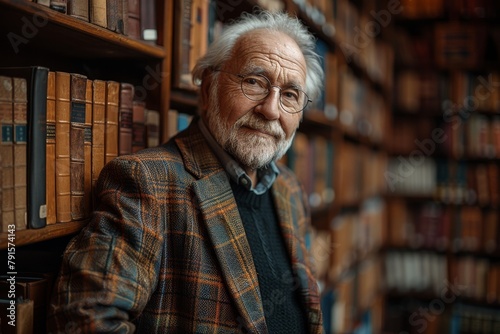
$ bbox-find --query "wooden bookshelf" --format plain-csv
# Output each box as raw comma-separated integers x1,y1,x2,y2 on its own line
0,0,165,60
0,221,87,249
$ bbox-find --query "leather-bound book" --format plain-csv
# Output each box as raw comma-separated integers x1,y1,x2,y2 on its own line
0,66,49,229
107,0,125,34
50,0,67,13
145,108,160,148
105,81,119,164
84,79,93,216
46,71,56,225
92,80,106,196
0,75,14,231
127,0,141,39
90,0,107,28
12,77,28,230
68,0,89,21
140,0,157,44
132,100,146,153
55,71,72,223
119,82,134,156
69,73,87,221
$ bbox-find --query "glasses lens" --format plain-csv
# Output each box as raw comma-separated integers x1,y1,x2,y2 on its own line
241,75,269,100
280,88,307,113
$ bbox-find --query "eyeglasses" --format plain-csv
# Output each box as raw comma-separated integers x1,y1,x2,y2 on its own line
214,69,312,114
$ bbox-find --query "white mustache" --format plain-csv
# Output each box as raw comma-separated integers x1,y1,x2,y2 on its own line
234,115,285,139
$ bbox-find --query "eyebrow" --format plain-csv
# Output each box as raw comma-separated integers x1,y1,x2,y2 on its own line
241,65,305,90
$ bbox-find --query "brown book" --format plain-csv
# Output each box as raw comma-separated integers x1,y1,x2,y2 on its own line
67,0,89,21
119,83,134,156
145,108,160,148
0,75,14,231
172,0,194,89
90,0,107,28
55,71,71,223
50,0,67,13
84,79,93,216
105,81,119,164
70,73,87,221
46,72,56,225
140,0,157,44
12,77,27,230
92,80,106,196
107,0,125,34
132,100,146,153
127,0,141,39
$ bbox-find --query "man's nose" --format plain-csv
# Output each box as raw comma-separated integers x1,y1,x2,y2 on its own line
255,87,281,120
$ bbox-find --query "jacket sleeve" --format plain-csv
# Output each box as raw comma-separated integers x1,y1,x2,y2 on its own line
47,155,166,333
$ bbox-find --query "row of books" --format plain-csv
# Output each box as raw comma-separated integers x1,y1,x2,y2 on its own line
326,198,385,283
320,256,383,334
395,70,500,114
283,132,335,209
337,66,388,144
451,304,500,334
29,0,158,43
451,256,500,303
400,0,500,19
0,66,162,232
441,114,500,160
387,199,499,254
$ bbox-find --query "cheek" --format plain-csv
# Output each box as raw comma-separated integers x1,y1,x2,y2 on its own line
281,116,301,138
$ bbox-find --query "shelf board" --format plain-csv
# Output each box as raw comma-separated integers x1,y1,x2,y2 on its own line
0,0,165,60
0,220,87,249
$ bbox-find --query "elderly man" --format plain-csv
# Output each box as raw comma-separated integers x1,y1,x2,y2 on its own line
48,10,324,333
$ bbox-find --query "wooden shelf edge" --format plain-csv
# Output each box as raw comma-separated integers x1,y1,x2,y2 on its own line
0,220,88,249
0,0,166,59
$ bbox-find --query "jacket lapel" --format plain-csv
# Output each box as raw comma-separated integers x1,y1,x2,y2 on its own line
175,121,267,333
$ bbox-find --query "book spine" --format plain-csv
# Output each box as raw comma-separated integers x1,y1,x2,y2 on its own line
12,77,27,230
92,80,106,196
140,0,157,44
127,0,141,39
145,109,160,148
105,81,119,164
90,0,108,28
55,72,71,223
0,76,14,231
84,79,93,217
26,67,48,229
67,0,90,21
46,71,56,225
132,100,146,153
119,83,134,156
69,73,87,221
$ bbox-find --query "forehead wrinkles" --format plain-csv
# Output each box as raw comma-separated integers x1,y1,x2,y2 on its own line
231,32,307,83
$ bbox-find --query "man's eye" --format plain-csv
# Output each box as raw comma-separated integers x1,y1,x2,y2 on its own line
282,90,300,101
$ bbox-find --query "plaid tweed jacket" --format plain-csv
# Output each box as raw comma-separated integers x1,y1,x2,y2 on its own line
48,119,323,333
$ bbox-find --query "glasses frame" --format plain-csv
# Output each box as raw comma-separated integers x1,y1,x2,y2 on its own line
213,69,312,114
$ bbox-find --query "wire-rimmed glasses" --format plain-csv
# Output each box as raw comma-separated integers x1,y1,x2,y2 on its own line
214,69,312,114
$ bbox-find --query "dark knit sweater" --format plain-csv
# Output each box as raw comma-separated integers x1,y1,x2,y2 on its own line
230,181,307,333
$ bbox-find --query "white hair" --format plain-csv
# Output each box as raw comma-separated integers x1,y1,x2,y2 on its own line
192,10,324,101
